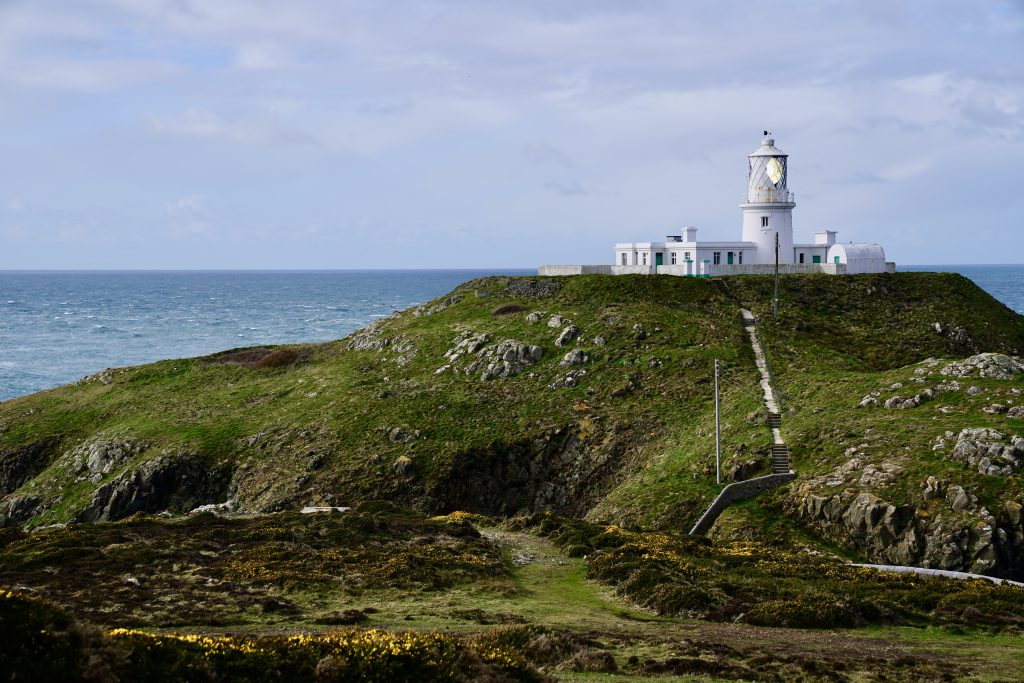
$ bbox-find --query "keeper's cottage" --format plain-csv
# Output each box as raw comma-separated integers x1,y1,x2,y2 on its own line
540,132,893,277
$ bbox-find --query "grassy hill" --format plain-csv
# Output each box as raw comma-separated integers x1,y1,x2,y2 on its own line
1,272,1023,570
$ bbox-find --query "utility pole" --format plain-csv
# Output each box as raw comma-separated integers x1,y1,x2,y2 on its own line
714,358,721,485
773,232,780,319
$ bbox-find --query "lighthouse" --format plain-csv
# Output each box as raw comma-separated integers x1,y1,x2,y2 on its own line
740,132,795,264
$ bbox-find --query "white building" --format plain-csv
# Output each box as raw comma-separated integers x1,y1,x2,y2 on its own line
541,133,893,277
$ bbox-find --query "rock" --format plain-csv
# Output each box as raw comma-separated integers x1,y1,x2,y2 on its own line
550,370,587,389
560,349,589,366
858,393,880,407
474,289,489,298
983,404,1009,414
647,358,663,369
70,438,146,478
547,314,570,328
525,312,543,323
388,427,415,443
393,456,415,477
412,295,461,317
75,452,230,523
504,279,563,298
884,395,916,409
632,323,648,341
0,494,47,527
922,476,945,500
937,380,960,392
968,386,984,396
932,323,975,351
0,440,56,496
189,499,240,515
940,353,1024,380
438,332,543,380
593,335,606,347
946,485,971,512
1008,406,1024,418
947,427,1023,476
555,326,581,347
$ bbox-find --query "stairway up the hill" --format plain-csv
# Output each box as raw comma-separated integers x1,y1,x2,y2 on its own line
770,444,790,474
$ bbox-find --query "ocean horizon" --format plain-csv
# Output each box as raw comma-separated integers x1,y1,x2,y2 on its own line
1,264,1021,402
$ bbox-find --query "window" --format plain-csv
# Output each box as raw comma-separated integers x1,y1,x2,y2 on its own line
812,255,821,264
671,252,677,265
799,253,805,264
621,253,628,265
738,252,743,264
761,216,769,228
642,253,647,265
684,252,691,261
713,252,721,265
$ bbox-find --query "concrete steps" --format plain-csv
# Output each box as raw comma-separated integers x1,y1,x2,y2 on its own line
766,412,782,429
770,444,790,474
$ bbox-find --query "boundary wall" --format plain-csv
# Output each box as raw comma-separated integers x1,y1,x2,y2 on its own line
538,264,850,276
688,472,797,536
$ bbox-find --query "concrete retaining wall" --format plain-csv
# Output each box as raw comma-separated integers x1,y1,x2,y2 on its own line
689,472,797,536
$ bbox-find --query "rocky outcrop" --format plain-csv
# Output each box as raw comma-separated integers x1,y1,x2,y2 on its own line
789,475,1022,578
69,438,146,482
555,326,581,347
428,420,640,517
74,452,230,523
0,494,50,527
940,353,1024,380
0,439,56,495
560,349,589,366
883,388,934,409
939,427,1024,477
435,331,543,380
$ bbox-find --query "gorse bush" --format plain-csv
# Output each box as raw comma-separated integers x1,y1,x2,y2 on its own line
0,589,543,682
517,514,1024,630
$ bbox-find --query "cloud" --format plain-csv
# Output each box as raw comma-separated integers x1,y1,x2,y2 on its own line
150,108,317,146
523,142,573,168
543,180,589,196
166,195,210,238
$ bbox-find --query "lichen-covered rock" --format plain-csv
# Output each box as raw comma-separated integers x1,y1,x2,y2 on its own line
940,353,1024,380
550,370,587,389
412,295,461,317
525,312,544,323
555,325,581,347
947,427,1024,476
560,349,589,366
547,314,570,328
1009,405,1024,418
436,331,543,381
858,393,880,407
69,438,146,481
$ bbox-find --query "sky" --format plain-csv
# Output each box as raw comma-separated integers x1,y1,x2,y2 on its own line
1,0,1022,269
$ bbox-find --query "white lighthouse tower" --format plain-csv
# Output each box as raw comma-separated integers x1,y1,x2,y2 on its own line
740,132,795,264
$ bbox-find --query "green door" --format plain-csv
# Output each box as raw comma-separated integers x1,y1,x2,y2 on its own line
727,252,734,265
655,253,663,266
834,256,840,264
812,255,821,264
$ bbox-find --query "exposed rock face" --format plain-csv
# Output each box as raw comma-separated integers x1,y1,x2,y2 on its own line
0,494,48,527
0,439,56,495
940,353,1024,380
393,456,415,477
435,331,543,380
943,427,1024,476
69,438,146,481
789,468,1024,578
75,452,230,523
427,420,639,517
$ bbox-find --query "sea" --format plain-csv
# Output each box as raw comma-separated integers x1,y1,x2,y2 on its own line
1,265,1021,402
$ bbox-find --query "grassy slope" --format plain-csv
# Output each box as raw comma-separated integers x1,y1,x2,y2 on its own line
1,275,765,527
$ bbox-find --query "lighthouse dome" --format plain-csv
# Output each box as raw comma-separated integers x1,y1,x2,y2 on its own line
749,134,788,158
